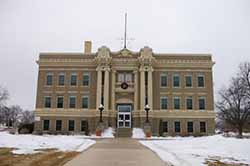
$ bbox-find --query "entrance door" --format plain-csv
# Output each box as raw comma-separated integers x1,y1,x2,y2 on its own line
117,105,131,128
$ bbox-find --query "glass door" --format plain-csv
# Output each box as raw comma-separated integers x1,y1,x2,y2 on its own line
117,105,131,128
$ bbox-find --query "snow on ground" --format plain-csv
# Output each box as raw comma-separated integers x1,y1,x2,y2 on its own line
132,128,145,139
140,135,250,166
0,131,95,154
0,125,9,131
223,132,250,137
102,127,115,138
89,127,115,138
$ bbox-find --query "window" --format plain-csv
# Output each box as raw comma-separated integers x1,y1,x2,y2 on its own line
58,73,65,86
185,75,192,87
43,120,50,131
160,74,168,87
162,121,168,132
57,96,64,108
187,122,193,133
46,73,53,86
82,73,90,86
70,73,77,86
173,74,180,87
118,73,124,82
199,97,206,110
160,97,168,109
81,121,88,132
174,97,180,109
197,75,205,87
125,73,132,82
174,121,181,133
186,97,193,110
68,120,75,131
44,97,51,108
56,120,62,131
117,73,133,82
69,96,76,108
82,96,89,109
200,122,206,132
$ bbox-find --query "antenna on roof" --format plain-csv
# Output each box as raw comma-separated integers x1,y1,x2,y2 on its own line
116,13,134,50
124,13,127,49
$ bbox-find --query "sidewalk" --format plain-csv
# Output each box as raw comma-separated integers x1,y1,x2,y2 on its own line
64,138,167,166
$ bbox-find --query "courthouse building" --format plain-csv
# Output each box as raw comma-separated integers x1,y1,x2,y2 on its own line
34,41,215,136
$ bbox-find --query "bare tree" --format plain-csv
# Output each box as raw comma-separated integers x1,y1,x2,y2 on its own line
217,63,250,137
0,86,9,126
9,105,22,128
1,106,11,127
20,110,34,124
239,62,250,99
0,86,9,107
0,107,5,126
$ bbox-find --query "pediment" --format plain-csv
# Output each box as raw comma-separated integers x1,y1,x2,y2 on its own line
118,48,133,57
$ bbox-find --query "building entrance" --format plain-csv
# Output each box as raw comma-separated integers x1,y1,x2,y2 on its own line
117,105,131,128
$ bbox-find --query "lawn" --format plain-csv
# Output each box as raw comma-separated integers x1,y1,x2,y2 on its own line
140,134,250,166
0,131,96,166
0,131,95,154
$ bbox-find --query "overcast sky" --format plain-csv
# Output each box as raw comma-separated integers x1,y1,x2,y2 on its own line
0,0,250,110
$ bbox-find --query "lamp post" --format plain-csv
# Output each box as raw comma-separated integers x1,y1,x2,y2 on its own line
144,104,150,123
98,104,104,123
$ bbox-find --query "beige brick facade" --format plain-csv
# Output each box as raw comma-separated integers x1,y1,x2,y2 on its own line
34,44,215,136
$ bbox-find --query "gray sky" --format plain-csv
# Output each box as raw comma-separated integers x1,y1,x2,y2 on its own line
0,0,250,110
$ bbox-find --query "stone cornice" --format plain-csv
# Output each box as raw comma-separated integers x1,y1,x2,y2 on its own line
37,47,214,69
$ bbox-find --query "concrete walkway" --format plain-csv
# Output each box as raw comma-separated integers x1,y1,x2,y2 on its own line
65,138,167,166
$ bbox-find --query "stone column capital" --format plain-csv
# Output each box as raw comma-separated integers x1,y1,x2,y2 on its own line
133,70,138,74
96,65,111,72
146,66,154,72
96,66,102,71
139,66,145,72
104,67,111,72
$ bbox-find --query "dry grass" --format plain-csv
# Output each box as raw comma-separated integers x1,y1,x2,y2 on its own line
205,157,249,166
0,148,79,166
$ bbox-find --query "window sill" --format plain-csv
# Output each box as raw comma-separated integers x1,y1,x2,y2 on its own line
173,87,181,88
184,87,193,88
116,82,134,85
160,86,169,88
80,85,90,88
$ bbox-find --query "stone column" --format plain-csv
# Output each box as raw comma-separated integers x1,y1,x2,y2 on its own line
104,67,110,111
111,70,116,111
96,67,102,109
140,66,145,110
133,70,138,111
147,66,153,109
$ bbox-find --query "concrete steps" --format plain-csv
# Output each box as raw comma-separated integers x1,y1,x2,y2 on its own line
116,128,132,137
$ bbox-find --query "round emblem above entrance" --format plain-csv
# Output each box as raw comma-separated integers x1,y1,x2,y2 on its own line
121,82,128,89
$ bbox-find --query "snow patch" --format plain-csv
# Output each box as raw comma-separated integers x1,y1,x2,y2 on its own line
90,127,115,138
140,135,250,166
102,127,115,138
0,131,95,154
132,128,145,139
